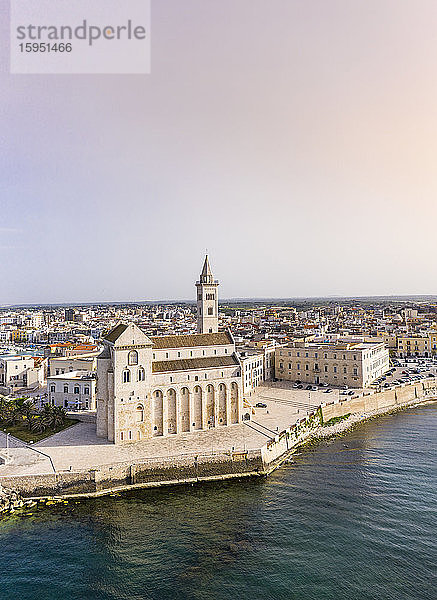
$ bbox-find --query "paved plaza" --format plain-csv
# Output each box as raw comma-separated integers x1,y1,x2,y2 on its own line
0,382,354,476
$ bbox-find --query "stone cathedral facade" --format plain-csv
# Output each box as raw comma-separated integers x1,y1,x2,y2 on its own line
96,257,243,444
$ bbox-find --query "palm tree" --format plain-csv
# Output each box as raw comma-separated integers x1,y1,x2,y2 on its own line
30,415,48,434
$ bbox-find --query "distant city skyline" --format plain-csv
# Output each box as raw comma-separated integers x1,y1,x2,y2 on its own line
2,0,437,303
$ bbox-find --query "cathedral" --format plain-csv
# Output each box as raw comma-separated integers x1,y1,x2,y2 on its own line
96,257,243,444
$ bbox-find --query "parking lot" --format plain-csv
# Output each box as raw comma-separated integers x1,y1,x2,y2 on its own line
371,358,437,390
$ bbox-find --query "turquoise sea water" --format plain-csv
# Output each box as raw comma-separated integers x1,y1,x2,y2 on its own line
0,404,436,600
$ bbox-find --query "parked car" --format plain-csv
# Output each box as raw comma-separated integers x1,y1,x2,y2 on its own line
324,389,333,393
306,385,312,390
348,390,354,395
297,384,303,389
255,402,267,408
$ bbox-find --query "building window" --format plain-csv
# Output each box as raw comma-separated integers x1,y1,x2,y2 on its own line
123,369,130,383
84,387,90,395
128,350,138,365
50,385,55,393
74,385,80,394
63,385,68,393
136,405,144,422
138,368,145,381
208,307,213,315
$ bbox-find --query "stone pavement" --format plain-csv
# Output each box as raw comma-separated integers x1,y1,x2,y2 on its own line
0,383,353,476
0,431,53,476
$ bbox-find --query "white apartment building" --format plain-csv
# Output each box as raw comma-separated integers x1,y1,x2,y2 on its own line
275,338,389,388
48,371,97,410
238,349,264,397
0,354,39,394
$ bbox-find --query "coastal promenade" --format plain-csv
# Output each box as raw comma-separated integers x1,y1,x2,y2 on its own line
0,379,435,498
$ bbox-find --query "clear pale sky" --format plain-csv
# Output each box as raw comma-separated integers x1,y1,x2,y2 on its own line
1,0,437,304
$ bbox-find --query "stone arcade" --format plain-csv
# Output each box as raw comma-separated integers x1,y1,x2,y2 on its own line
96,257,244,444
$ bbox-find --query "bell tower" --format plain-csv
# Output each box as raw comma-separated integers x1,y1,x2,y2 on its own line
196,255,219,334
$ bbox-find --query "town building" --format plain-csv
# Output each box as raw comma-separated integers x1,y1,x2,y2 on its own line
275,338,389,388
0,354,40,394
48,371,96,410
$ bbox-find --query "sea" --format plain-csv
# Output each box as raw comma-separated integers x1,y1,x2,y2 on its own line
0,403,435,600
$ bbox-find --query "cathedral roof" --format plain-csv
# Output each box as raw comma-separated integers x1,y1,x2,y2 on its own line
103,323,128,343
151,331,233,349
152,354,239,373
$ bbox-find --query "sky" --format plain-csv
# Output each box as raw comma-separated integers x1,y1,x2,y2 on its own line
2,0,437,304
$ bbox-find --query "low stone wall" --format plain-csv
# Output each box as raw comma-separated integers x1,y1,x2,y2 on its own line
0,450,266,498
321,380,436,423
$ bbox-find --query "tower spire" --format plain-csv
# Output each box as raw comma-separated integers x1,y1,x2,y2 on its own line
196,255,219,334
200,254,213,283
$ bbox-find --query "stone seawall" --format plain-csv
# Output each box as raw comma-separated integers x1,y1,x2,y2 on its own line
0,450,266,499
1,380,435,500
320,380,436,423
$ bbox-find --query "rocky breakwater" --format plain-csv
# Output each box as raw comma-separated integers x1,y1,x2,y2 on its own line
0,486,36,515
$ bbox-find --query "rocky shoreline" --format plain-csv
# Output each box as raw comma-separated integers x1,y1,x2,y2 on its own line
0,487,36,515
298,397,436,449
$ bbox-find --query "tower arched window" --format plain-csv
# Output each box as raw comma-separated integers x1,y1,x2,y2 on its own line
128,350,138,366
123,369,131,383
